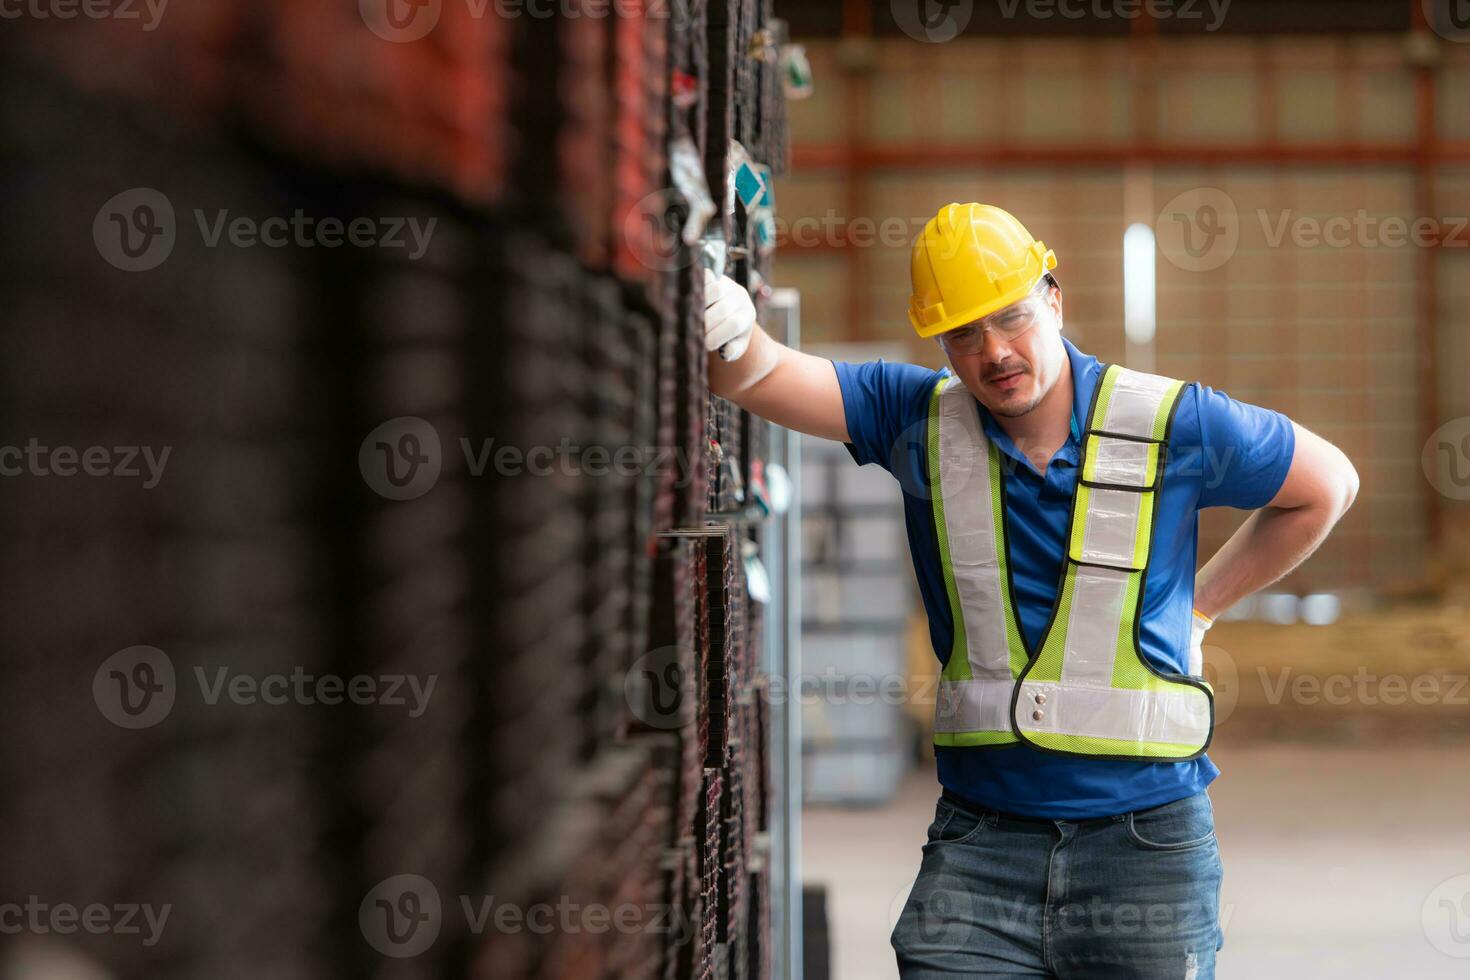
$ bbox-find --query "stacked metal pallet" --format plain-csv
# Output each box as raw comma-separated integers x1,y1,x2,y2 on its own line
0,55,345,979
468,232,590,907
703,0,786,952
650,523,770,980
703,0,786,518
0,0,788,976
250,1,513,204
472,741,672,980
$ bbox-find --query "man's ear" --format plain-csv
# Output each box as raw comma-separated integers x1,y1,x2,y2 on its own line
1048,286,1064,329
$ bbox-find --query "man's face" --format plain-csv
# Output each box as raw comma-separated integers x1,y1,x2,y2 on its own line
938,284,1066,418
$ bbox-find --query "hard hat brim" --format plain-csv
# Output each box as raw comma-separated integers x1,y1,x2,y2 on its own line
909,260,1056,340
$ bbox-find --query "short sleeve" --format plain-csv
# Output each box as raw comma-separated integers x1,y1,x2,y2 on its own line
831,359,944,472
1191,384,1296,510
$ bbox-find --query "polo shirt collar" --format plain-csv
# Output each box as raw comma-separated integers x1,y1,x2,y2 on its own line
974,337,1100,475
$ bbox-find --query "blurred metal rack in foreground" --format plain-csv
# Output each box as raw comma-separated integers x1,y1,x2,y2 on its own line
0,0,795,977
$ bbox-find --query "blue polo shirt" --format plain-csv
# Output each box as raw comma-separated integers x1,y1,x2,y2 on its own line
833,338,1295,819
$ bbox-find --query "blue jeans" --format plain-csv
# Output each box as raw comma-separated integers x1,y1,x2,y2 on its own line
891,790,1224,978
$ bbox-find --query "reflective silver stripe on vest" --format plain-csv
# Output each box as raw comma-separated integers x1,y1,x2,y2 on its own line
935,376,1011,682
1057,564,1131,686
1014,365,1207,750
1102,368,1176,436
933,365,1208,753
1090,438,1153,486
934,677,1012,733
1017,680,1211,743
1075,487,1144,569
1058,369,1174,694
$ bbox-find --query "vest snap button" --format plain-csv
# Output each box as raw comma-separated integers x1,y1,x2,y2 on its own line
1034,692,1046,704
1031,709,1044,721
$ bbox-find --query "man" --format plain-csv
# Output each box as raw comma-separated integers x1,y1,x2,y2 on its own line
703,202,1358,979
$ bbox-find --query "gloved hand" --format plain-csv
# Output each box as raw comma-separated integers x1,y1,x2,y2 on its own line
703,269,755,362
1188,608,1213,677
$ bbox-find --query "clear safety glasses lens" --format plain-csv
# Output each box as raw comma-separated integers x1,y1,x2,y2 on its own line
937,303,1042,355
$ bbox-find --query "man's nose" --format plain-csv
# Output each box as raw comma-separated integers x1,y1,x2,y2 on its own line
980,328,1013,363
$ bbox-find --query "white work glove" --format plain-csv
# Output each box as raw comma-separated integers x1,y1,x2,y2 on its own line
703,269,755,361
1188,609,1212,677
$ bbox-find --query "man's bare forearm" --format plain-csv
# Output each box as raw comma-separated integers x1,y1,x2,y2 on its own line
1194,424,1358,619
705,325,850,442
708,324,781,400
1194,504,1339,618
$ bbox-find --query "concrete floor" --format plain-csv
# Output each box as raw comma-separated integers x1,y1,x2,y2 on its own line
801,744,1470,979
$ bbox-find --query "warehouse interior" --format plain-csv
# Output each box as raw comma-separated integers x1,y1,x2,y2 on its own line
1,1,1468,979
784,3,1470,980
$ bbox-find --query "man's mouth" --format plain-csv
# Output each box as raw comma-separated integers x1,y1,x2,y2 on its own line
987,369,1026,393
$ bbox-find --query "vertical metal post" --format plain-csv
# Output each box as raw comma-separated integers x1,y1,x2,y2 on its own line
762,287,803,979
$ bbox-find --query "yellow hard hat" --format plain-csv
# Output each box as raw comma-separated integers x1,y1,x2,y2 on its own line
908,203,1057,339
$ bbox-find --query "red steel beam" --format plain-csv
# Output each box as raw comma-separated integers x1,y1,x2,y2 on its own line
790,141,1470,171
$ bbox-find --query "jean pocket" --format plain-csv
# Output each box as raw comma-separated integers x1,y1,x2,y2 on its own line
926,799,989,846
1125,792,1216,851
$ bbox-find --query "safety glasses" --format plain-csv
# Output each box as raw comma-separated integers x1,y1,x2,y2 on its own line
935,295,1049,356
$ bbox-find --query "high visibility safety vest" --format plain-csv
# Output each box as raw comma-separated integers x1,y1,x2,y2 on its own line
927,364,1214,761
